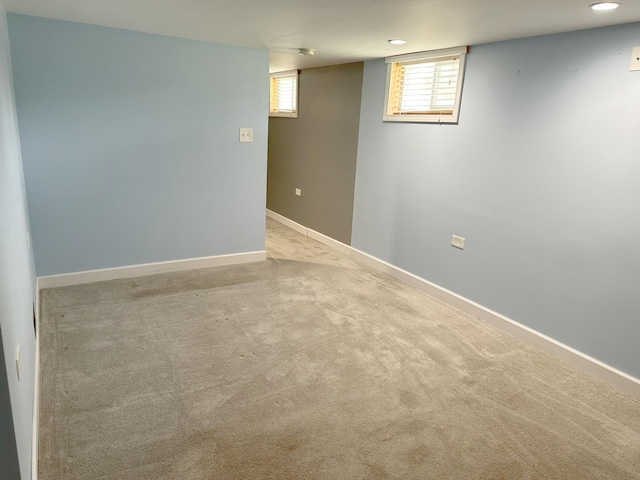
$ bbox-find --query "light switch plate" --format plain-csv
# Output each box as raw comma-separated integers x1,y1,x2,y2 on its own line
630,46,640,72
239,128,253,143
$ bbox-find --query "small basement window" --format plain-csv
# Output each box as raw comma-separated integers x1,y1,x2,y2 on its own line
383,46,468,124
270,70,299,118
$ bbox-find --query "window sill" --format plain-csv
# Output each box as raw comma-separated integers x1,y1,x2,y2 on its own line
382,113,459,124
269,112,298,118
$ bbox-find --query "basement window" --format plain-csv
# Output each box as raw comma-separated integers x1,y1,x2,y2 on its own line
270,70,298,118
383,46,468,124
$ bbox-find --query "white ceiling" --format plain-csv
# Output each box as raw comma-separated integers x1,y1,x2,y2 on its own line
5,0,640,72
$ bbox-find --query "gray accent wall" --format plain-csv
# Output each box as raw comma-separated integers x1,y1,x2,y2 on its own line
352,23,640,379
8,14,269,276
267,62,363,245
0,3,36,479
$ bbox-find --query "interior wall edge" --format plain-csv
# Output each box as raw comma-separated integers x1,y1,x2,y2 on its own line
266,210,640,400
31,278,39,480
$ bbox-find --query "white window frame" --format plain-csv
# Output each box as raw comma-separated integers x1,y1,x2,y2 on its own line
269,70,299,118
383,46,469,124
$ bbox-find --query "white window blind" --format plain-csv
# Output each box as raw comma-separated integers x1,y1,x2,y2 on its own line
270,70,298,118
384,46,468,123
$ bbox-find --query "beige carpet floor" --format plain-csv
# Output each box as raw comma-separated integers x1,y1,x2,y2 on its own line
38,217,640,479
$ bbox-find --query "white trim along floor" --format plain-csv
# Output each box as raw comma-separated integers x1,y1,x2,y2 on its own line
266,209,640,400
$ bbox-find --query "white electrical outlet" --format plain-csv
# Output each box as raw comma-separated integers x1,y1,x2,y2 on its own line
239,128,253,143
451,235,465,250
630,46,640,72
16,345,21,381
295,188,301,196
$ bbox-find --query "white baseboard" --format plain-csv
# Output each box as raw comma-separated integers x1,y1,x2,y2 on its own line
266,209,308,236
37,251,267,290
307,229,353,256
266,209,352,255
267,210,640,399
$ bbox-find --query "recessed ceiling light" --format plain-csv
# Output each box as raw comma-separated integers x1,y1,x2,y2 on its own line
298,48,315,56
388,39,407,45
590,2,621,10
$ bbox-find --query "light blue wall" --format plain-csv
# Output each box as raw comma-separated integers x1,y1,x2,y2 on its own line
353,23,640,378
0,3,36,479
8,14,269,276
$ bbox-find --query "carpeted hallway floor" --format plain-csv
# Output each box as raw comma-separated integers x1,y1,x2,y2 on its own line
39,217,640,479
